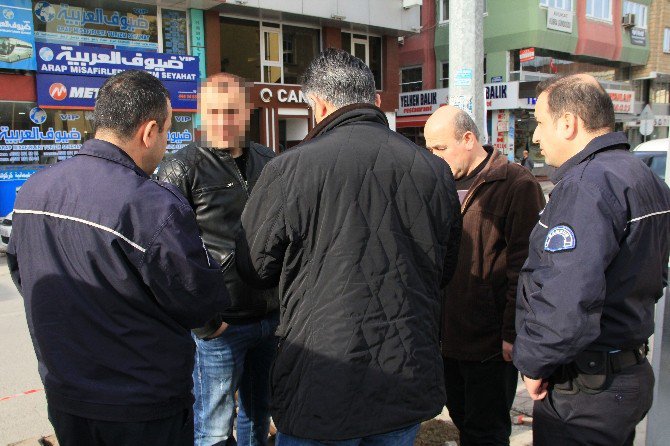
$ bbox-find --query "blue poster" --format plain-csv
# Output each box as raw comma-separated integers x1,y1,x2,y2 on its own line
0,0,36,70
0,166,45,215
32,0,158,51
36,73,197,111
36,43,199,81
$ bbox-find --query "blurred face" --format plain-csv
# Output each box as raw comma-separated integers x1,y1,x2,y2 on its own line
199,79,251,149
425,130,471,180
532,92,563,167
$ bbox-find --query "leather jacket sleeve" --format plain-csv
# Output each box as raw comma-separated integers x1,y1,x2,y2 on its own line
157,157,193,204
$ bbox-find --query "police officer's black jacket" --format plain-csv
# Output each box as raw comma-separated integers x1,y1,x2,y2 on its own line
514,132,670,379
7,139,230,422
158,142,278,338
235,104,462,440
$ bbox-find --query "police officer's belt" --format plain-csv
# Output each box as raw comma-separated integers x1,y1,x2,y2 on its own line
551,345,646,395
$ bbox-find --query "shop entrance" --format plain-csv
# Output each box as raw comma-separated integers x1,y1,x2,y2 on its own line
278,117,308,151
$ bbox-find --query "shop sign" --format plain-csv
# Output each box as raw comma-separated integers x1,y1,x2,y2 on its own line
608,89,635,113
398,82,520,116
36,73,197,111
485,82,519,110
398,88,448,116
36,43,199,81
32,0,158,51
254,85,309,107
519,48,534,63
654,115,670,127
630,28,646,46
546,7,573,33
492,110,513,154
0,0,37,70
520,89,635,113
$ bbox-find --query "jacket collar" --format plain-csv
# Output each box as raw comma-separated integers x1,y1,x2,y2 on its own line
77,138,149,178
460,146,507,213
478,145,508,183
551,132,629,184
301,103,388,143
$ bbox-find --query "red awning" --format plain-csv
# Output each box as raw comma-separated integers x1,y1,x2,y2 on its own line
396,115,429,128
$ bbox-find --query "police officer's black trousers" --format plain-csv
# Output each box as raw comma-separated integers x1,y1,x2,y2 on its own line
443,357,518,446
48,405,194,446
533,359,654,446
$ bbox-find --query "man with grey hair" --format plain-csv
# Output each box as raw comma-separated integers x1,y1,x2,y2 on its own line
235,48,462,444
425,105,544,446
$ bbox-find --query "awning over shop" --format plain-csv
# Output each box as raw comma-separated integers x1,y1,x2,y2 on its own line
396,115,429,128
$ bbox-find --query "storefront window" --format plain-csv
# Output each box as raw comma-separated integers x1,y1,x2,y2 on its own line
342,32,383,90
161,9,188,55
0,102,93,165
167,113,196,154
282,26,320,84
220,17,261,82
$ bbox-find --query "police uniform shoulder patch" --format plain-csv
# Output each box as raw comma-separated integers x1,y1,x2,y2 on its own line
544,224,576,252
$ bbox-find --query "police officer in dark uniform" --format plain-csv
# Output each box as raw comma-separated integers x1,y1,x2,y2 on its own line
513,74,670,446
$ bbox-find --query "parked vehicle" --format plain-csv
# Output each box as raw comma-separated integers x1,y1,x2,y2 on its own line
0,212,12,253
632,138,667,181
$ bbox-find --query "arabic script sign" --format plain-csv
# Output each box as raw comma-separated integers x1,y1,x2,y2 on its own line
0,0,36,70
32,0,158,51
36,43,198,81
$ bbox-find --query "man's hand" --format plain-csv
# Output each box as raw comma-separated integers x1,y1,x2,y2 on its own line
206,322,229,339
523,375,548,400
502,341,513,362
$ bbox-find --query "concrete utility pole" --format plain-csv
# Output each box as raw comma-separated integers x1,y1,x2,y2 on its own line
448,0,485,135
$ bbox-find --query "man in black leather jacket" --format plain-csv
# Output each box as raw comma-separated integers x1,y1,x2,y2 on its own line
158,74,278,446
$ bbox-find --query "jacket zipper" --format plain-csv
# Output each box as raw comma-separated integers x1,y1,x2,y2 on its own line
461,178,486,214
224,152,249,197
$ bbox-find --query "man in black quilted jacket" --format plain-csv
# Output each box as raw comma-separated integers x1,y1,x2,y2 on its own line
236,49,462,445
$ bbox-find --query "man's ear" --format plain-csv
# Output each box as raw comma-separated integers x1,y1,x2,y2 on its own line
140,120,159,147
375,93,381,108
309,94,330,124
463,131,476,150
558,112,578,140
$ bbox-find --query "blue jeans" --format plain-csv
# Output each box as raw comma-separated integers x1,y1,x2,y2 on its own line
275,424,420,446
192,314,279,446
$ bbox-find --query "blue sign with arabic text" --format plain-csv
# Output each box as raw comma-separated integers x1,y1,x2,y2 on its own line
32,0,158,51
36,73,197,111
36,43,199,81
0,0,36,70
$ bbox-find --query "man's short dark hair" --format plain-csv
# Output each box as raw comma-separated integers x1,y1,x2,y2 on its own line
453,109,480,142
300,48,376,108
536,75,615,132
94,70,171,139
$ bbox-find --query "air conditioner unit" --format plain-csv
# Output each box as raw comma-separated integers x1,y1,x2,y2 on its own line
402,0,423,9
622,13,636,28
